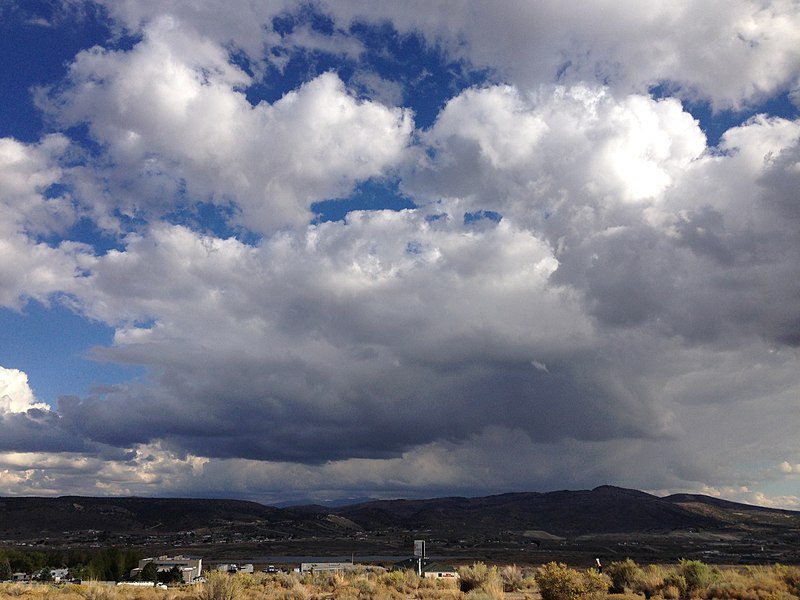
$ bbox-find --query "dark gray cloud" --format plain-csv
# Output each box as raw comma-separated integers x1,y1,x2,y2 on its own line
0,409,88,453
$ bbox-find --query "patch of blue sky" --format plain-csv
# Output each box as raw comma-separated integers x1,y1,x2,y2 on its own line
35,216,124,255
347,20,493,129
0,2,113,142
30,183,123,254
464,210,503,225
240,5,492,130
0,301,145,408
311,177,415,223
650,84,800,148
690,92,799,148
240,6,354,105
163,200,262,246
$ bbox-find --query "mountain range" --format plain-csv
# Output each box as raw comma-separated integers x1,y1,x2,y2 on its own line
2,486,798,563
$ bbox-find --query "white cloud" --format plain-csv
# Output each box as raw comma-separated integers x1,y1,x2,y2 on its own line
43,19,413,233
780,461,800,474
93,1,800,111
0,135,90,309
325,0,800,109
0,443,207,496
415,84,706,225
0,366,49,413
748,492,800,510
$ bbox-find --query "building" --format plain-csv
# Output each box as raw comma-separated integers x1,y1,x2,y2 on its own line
421,563,458,579
130,555,203,583
391,558,459,579
300,562,354,574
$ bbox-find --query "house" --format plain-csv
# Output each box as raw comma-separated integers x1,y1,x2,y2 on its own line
130,555,202,583
50,568,70,583
391,558,459,579
421,562,459,579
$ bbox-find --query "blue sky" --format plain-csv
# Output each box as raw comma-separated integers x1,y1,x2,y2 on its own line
1,0,799,508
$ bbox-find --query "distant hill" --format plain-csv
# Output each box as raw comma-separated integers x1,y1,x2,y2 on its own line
1,486,798,544
321,485,800,536
0,496,321,538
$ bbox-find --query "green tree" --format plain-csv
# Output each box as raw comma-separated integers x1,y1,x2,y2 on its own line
69,564,90,582
158,565,184,584
87,547,131,581
140,562,159,583
170,565,185,584
0,556,12,581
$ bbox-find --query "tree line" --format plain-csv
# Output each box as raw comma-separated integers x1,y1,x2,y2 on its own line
0,547,143,582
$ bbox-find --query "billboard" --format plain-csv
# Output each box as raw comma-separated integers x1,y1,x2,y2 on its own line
413,540,426,557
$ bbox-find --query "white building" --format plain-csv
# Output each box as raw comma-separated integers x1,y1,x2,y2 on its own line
50,568,70,582
130,555,203,583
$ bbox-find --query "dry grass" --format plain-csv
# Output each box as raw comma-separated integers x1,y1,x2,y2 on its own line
1,563,799,600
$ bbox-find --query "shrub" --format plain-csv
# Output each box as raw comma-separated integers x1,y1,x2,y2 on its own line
480,569,505,600
81,583,117,600
198,571,242,600
634,565,668,599
273,584,310,600
607,559,644,594
402,569,421,592
351,576,375,597
0,583,32,598
584,568,611,599
377,570,405,592
273,572,301,590
778,565,800,596
500,565,523,592
662,572,687,598
459,562,490,593
678,559,718,596
458,563,506,598
534,562,585,600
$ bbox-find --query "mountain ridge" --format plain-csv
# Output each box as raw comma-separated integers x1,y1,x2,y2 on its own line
1,486,798,547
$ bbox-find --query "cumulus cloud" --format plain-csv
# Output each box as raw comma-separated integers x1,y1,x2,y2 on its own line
93,1,800,111
0,135,89,308
61,213,670,463
324,0,800,110
414,84,706,222
41,18,413,233
1,0,799,507
0,366,48,413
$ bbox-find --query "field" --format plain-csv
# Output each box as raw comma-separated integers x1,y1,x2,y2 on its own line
3,560,800,600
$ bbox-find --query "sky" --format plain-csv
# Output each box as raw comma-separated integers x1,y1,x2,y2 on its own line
0,0,799,508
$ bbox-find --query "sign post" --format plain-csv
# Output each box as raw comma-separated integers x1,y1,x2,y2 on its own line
414,540,426,576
